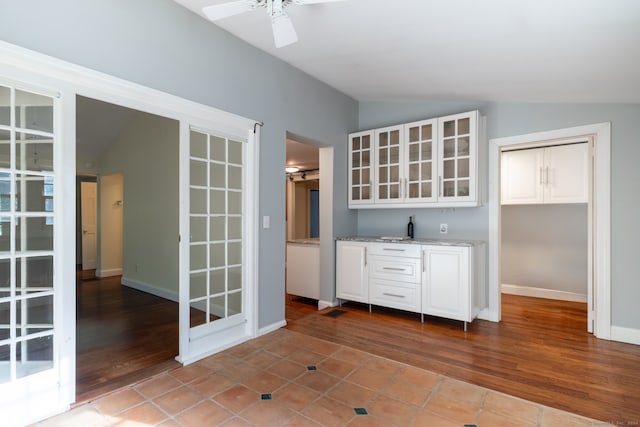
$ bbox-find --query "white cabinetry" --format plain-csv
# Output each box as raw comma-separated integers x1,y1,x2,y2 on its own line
501,143,589,205
336,240,485,327
336,241,368,303
348,110,480,209
368,243,421,313
348,131,375,206
438,111,477,203
286,242,319,299
422,245,477,324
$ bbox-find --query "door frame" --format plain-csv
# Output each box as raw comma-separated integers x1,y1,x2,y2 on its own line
0,40,260,421
488,122,611,339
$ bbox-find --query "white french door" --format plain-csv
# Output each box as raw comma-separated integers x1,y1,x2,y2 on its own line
0,80,73,426
178,122,257,364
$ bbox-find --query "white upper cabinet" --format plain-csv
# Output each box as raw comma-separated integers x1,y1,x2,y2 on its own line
374,125,404,204
501,142,589,205
404,118,438,203
348,110,480,208
438,111,477,203
348,130,375,206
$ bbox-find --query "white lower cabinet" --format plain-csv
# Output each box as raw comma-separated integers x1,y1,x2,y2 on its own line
369,245,421,313
422,245,471,322
335,241,369,303
336,240,485,327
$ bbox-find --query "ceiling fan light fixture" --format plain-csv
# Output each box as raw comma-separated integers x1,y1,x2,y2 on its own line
202,0,345,47
271,12,298,48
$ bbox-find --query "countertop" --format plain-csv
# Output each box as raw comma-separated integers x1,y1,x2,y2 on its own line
336,236,483,247
287,238,320,246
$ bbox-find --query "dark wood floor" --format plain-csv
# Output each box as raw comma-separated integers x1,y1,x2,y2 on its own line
76,272,180,403
285,295,640,425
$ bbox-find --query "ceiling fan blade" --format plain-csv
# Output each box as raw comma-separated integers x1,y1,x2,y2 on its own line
272,12,298,48
203,0,254,21
293,0,346,4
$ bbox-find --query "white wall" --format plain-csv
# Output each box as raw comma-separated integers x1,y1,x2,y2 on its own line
98,173,123,277
501,204,588,298
0,0,358,329
98,111,179,296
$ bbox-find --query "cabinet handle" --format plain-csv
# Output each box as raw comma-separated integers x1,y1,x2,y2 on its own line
383,267,405,272
545,166,549,185
364,247,367,266
540,167,544,185
439,176,443,197
383,248,405,252
405,178,408,199
422,250,425,272
383,292,405,298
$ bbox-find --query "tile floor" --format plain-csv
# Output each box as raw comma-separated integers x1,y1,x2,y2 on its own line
36,329,613,427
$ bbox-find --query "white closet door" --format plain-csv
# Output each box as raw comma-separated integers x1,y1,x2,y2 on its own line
545,143,589,203
501,148,545,204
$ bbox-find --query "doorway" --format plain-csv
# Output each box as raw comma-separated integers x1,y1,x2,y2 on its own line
488,122,611,339
75,95,180,400
499,140,590,330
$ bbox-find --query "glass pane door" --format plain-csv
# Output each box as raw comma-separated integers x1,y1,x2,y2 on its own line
375,126,403,203
405,119,437,202
439,112,475,201
189,130,244,331
349,132,373,204
0,86,55,383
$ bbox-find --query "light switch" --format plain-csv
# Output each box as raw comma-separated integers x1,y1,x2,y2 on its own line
263,215,270,229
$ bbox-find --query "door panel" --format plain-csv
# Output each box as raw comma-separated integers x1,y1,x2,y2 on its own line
80,181,97,270
179,124,256,364
0,81,68,426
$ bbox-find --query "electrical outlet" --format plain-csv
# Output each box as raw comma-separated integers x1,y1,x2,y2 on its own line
440,223,448,234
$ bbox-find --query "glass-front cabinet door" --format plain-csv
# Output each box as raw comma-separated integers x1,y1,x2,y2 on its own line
374,125,403,204
348,131,374,206
404,119,437,203
438,111,477,202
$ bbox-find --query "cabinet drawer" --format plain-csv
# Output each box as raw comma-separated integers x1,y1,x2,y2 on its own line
369,255,421,283
370,278,420,312
367,243,421,258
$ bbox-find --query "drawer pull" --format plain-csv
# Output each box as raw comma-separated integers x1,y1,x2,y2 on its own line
383,248,405,252
383,292,405,298
382,267,405,272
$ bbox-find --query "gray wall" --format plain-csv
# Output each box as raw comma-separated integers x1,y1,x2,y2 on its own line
98,112,179,294
501,204,588,295
0,0,358,329
358,101,640,330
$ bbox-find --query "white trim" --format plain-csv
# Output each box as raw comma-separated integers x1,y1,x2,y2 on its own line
0,40,262,421
501,284,587,303
96,268,123,278
258,320,287,336
610,326,640,346
121,277,179,302
318,300,338,310
489,122,611,339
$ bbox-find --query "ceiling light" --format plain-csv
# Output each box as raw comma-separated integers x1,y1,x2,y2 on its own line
285,166,299,173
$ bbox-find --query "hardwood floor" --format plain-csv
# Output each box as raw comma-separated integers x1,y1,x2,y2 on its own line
285,295,640,425
76,273,180,404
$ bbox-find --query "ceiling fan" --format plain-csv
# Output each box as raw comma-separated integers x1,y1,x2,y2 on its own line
202,0,345,48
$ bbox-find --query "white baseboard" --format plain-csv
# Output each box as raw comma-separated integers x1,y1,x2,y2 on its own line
121,277,179,302
258,320,287,336
97,268,122,278
611,326,640,346
318,300,338,310
501,283,587,303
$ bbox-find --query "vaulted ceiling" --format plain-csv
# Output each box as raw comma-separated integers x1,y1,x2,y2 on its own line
175,0,640,103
